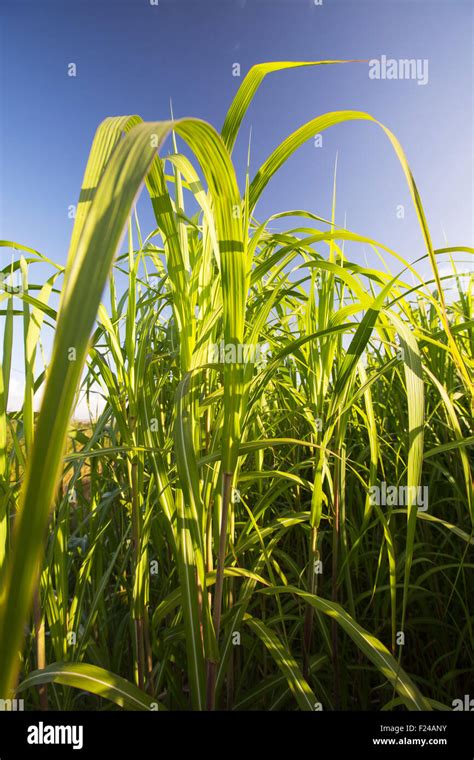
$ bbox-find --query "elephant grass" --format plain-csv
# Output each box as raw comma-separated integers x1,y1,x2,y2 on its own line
0,60,472,712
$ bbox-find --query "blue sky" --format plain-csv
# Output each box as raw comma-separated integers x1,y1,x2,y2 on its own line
0,0,473,413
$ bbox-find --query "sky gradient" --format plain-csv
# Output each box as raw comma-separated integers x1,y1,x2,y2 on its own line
1,0,473,413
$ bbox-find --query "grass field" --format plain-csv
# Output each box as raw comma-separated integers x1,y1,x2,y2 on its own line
0,61,472,711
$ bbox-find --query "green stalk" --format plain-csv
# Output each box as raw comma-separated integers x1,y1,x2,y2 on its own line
206,471,233,710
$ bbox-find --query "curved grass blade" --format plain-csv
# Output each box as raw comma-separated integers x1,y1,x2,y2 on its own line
17,663,163,711
264,586,430,711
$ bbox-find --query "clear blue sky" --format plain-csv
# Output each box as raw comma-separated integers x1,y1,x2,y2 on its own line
0,0,473,412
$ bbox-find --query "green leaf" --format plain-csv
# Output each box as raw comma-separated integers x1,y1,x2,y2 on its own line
17,663,163,711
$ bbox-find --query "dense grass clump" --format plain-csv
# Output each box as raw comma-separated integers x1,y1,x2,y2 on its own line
0,62,472,711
